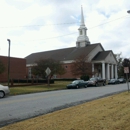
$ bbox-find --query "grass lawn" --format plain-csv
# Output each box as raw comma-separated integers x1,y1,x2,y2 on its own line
9,81,71,95
1,92,130,130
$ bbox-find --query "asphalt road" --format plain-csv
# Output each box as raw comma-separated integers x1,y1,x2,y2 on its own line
0,83,128,127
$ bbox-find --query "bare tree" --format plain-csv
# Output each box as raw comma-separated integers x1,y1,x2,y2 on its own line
31,58,66,79
122,58,130,78
115,53,124,77
71,55,92,78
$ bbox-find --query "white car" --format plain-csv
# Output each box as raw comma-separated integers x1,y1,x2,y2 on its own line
0,84,10,98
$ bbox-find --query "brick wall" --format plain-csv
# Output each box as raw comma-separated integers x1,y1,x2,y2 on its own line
26,62,93,79
58,63,77,78
57,63,92,79
0,56,26,82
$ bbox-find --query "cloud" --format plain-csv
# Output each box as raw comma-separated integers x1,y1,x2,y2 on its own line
5,0,33,10
0,0,130,59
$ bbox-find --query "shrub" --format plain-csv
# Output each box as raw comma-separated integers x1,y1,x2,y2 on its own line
80,75,89,81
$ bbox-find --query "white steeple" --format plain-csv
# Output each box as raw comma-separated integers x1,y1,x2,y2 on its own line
76,6,90,47
81,5,85,26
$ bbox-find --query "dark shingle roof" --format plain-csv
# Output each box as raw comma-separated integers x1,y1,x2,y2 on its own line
92,51,111,61
25,43,102,64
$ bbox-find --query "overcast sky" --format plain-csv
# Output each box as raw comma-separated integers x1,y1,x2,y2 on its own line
0,0,130,58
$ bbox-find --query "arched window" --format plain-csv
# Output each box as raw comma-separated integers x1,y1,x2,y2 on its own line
80,30,82,35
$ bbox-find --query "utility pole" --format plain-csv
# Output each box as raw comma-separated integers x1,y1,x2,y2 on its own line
126,10,130,92
7,39,11,87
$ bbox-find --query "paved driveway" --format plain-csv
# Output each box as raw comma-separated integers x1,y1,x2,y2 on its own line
0,83,128,127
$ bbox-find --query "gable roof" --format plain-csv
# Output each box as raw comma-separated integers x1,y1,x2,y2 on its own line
92,51,111,61
25,43,102,64
92,50,117,63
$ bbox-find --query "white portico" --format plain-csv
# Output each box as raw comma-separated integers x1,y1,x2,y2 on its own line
91,51,118,80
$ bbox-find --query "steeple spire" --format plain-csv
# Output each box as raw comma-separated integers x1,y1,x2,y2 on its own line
81,5,85,26
76,6,90,47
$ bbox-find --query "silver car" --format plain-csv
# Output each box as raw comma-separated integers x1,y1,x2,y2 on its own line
0,84,10,98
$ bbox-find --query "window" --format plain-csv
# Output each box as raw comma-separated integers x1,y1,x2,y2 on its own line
80,30,82,35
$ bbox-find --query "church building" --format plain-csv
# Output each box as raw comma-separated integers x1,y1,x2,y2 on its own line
25,7,118,80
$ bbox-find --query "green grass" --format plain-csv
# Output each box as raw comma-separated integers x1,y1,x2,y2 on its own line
9,81,71,95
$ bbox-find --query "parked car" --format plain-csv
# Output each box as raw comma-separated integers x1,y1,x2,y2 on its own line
108,79,120,84
118,78,126,83
66,80,88,89
0,84,10,98
86,77,106,87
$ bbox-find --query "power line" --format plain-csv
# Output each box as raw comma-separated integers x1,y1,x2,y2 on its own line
1,14,130,43
89,15,130,29
0,22,80,29
16,32,78,42
0,15,130,29
13,15,130,42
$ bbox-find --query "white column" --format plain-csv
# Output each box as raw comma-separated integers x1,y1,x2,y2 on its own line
102,62,105,79
111,64,113,79
92,63,94,77
107,63,110,80
115,65,118,79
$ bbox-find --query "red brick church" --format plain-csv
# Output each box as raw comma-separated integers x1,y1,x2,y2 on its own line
25,7,118,80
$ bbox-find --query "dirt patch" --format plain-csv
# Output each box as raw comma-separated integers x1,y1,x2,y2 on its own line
0,92,130,130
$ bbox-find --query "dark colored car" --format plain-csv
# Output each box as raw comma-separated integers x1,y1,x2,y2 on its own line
86,77,106,87
118,78,126,83
108,79,120,84
66,80,88,89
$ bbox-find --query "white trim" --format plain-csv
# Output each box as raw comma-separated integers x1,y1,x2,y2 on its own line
62,60,74,63
26,63,37,67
